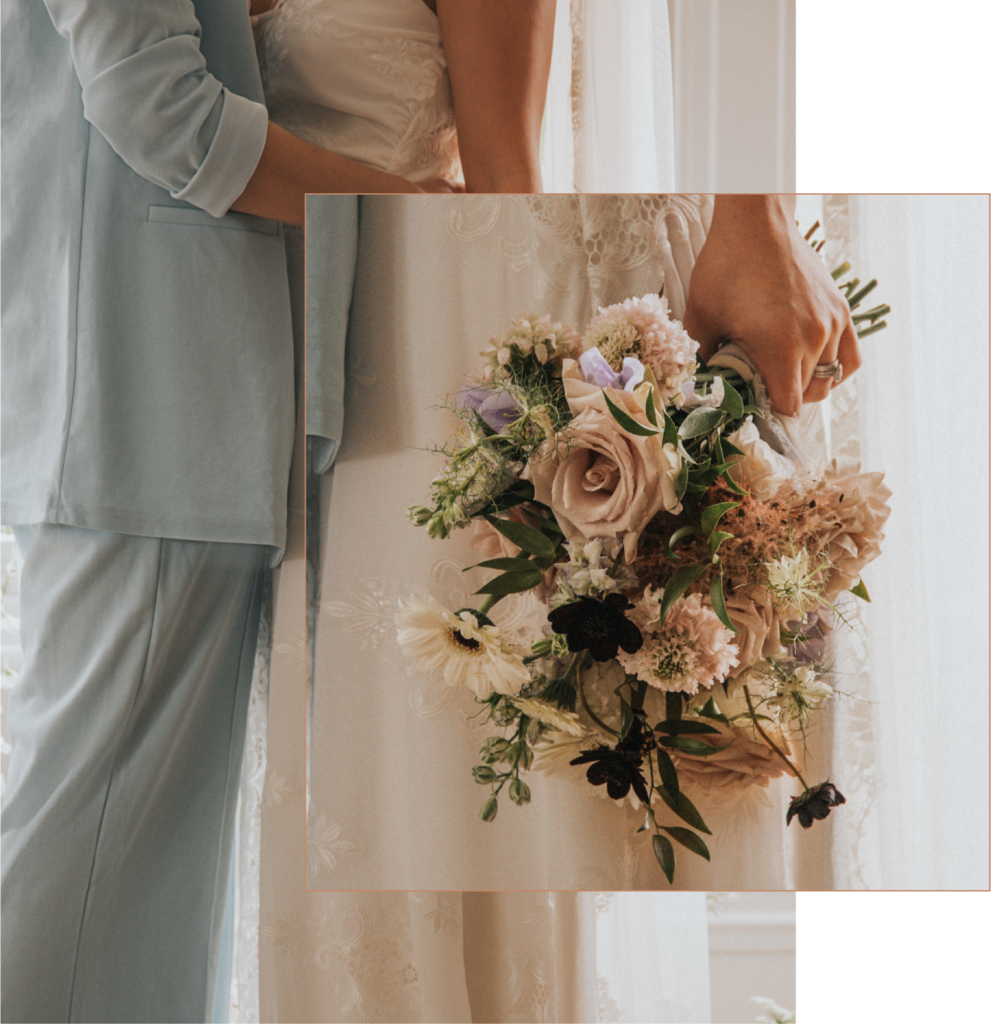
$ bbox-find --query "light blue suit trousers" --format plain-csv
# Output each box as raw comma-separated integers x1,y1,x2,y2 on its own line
1,525,266,1024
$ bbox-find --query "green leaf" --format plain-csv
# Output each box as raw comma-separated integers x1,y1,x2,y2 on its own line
656,785,712,834
659,736,728,756
619,701,634,741
660,826,711,861
709,575,739,633
701,501,741,538
482,515,557,559
850,579,871,602
657,720,722,736
675,460,690,501
662,410,679,449
721,439,745,458
659,562,708,625
709,530,734,556
475,568,546,596
697,697,730,725
601,389,660,437
470,556,538,572
665,691,684,722
718,377,745,419
678,407,724,439
644,386,659,427
668,525,697,552
719,471,749,496
652,834,676,883
654,747,680,795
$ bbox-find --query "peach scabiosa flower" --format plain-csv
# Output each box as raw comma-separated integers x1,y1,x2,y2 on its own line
618,588,738,695
396,595,529,699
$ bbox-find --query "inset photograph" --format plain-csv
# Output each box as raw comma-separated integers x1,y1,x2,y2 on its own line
304,192,989,891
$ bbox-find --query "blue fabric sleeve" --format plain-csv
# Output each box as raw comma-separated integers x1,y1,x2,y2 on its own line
44,0,268,217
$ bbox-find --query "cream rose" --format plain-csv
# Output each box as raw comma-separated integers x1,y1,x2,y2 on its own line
725,417,794,501
723,586,784,677
524,385,681,563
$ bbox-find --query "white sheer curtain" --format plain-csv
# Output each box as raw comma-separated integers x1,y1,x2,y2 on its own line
798,194,990,890
542,1,795,193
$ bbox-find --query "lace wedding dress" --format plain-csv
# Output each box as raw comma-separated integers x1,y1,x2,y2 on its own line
235,7,713,1023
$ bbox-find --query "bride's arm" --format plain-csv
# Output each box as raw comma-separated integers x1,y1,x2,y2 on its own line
231,123,460,225
435,0,555,194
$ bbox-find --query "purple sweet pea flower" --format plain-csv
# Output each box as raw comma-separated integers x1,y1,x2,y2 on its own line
458,386,521,432
579,347,620,389
619,357,645,391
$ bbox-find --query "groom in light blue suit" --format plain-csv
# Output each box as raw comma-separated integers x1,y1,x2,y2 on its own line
0,3,328,1021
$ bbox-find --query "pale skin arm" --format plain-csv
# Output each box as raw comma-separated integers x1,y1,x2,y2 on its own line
683,195,862,417
433,0,555,193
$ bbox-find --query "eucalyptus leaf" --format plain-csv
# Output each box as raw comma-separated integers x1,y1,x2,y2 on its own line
700,501,740,538
675,461,690,501
697,697,730,725
657,720,722,736
668,525,697,551
654,747,680,795
678,407,724,439
709,574,739,633
656,784,712,834
470,556,537,572
659,736,728,756
660,826,711,861
659,562,707,625
602,389,660,437
709,530,734,557
652,834,676,883
475,567,545,596
644,387,659,427
718,377,745,419
662,410,679,449
483,515,557,559
850,579,871,602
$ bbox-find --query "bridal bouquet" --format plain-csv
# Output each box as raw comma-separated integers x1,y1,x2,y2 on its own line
399,247,890,882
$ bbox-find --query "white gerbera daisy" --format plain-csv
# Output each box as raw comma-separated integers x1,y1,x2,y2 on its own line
395,595,529,699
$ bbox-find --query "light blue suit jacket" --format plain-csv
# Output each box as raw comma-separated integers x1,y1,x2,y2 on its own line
1,0,295,558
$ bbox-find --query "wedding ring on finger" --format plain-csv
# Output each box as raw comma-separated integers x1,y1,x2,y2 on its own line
812,360,843,385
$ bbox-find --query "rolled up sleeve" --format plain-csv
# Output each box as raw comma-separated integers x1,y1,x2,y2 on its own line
45,0,268,217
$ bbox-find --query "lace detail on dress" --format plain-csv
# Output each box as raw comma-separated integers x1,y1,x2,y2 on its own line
447,194,712,316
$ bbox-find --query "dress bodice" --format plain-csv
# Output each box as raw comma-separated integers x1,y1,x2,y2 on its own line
253,0,460,182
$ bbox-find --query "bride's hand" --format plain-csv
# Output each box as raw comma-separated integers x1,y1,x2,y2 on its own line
415,177,466,194
684,195,861,418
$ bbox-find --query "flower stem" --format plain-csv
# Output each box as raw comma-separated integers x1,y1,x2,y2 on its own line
478,595,497,616
575,661,620,739
742,684,810,791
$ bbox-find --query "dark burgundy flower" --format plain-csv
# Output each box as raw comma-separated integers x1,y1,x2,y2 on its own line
547,594,643,662
570,718,651,804
786,781,847,829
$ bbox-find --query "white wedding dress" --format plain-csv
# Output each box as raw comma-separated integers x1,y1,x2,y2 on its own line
236,6,713,1023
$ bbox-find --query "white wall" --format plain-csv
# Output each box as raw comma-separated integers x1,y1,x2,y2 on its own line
709,892,797,1024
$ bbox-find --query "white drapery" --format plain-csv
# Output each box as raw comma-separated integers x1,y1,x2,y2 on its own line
542,1,795,192
804,194,990,890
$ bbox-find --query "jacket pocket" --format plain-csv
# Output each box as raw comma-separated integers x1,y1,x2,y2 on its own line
147,205,280,236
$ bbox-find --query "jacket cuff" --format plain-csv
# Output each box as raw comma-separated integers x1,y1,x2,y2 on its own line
171,88,269,218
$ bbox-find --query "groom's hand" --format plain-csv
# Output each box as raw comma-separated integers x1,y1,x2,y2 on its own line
684,195,861,418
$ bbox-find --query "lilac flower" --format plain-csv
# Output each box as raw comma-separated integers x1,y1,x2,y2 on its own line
458,387,521,432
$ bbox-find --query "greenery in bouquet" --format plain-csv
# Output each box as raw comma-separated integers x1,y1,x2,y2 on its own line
399,233,891,883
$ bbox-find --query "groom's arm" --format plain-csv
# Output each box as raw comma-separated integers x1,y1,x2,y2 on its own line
43,0,268,218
